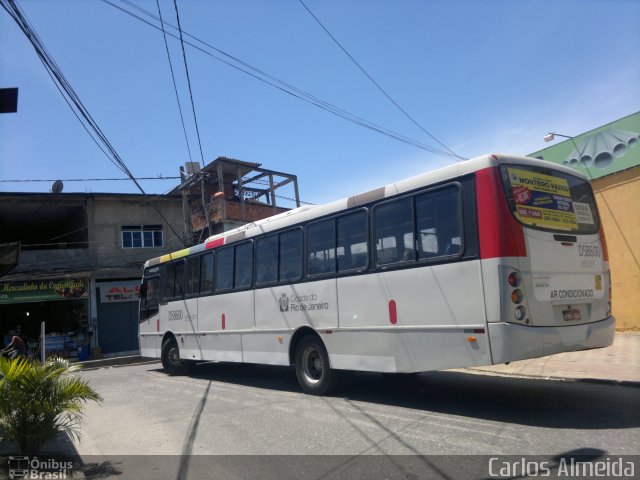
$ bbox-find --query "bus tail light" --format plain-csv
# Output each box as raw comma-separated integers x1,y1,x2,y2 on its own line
505,268,529,324
511,289,523,304
508,272,521,287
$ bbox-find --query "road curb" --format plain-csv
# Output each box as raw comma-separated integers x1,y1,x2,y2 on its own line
75,356,160,370
457,367,640,388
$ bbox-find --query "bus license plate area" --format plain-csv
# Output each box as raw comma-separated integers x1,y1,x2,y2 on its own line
563,309,582,321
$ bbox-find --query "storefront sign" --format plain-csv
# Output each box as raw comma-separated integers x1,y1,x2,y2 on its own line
0,278,88,304
99,284,140,303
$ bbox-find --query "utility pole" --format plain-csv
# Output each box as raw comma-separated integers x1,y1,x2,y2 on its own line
179,166,192,246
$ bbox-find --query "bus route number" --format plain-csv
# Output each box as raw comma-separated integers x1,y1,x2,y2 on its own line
578,245,601,258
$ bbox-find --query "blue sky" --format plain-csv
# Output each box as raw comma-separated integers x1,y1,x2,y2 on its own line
1,0,638,205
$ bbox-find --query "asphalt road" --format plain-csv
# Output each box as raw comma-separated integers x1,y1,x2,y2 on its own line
51,361,640,479
73,361,640,454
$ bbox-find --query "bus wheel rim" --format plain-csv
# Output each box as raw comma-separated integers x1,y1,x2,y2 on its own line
302,348,323,384
169,346,180,367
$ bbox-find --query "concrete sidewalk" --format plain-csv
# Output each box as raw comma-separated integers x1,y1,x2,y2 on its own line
461,331,640,386
76,355,158,370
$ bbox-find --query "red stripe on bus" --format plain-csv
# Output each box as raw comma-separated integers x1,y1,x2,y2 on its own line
389,300,398,325
598,225,609,262
205,238,225,250
221,313,226,330
156,318,159,332
475,167,526,259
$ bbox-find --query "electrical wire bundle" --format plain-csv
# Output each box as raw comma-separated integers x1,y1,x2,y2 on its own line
1,0,186,245
105,0,464,160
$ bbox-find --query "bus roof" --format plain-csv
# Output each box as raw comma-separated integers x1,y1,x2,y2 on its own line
143,153,586,269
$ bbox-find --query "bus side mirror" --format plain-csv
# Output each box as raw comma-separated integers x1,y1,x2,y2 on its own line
139,284,147,298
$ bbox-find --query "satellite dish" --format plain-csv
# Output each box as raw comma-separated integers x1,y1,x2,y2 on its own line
51,180,63,194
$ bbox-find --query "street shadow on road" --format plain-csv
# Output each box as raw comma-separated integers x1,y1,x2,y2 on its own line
173,362,640,430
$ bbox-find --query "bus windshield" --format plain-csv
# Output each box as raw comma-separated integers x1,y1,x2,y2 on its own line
500,164,600,235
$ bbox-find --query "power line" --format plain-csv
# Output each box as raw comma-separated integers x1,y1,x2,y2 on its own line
0,176,181,183
155,0,193,164
103,0,460,160
1,0,186,246
1,0,140,186
298,0,465,161
171,0,206,168
1,2,122,176
274,193,314,206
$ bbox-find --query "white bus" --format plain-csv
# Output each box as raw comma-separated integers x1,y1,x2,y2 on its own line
138,154,614,395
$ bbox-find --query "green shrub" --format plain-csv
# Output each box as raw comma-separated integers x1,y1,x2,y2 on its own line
0,356,102,454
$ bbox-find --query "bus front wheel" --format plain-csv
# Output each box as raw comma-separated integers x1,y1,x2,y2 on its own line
161,337,194,375
294,336,336,395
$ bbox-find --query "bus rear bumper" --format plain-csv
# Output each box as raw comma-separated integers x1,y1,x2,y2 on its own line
488,316,615,364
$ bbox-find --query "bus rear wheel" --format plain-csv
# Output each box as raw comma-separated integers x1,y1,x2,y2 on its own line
294,336,336,395
161,337,194,375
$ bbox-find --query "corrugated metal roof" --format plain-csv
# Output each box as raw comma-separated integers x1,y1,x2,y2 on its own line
167,156,263,195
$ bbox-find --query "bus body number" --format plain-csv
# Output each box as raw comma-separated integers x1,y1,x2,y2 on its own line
168,310,184,321
578,245,601,258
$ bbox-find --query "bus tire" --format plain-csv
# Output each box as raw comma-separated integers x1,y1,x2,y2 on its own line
161,337,194,375
294,336,336,395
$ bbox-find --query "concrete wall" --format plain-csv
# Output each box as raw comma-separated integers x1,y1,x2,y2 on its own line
87,196,185,278
593,168,640,330
16,249,91,274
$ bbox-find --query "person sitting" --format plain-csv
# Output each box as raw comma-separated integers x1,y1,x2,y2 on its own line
1,332,28,359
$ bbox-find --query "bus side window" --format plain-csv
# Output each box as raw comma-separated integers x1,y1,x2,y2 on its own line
416,185,463,260
215,247,234,292
374,197,414,265
140,276,159,322
307,219,335,276
186,255,201,295
146,277,159,310
162,262,175,300
337,210,368,272
200,252,214,293
280,229,302,281
174,260,186,298
437,187,463,256
416,194,439,258
235,242,253,289
256,235,278,285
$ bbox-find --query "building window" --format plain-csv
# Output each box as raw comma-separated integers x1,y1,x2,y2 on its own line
121,225,164,249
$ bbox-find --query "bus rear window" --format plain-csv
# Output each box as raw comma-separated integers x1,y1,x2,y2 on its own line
500,164,599,234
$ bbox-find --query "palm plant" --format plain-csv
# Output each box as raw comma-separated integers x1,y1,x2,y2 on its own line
0,356,102,454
